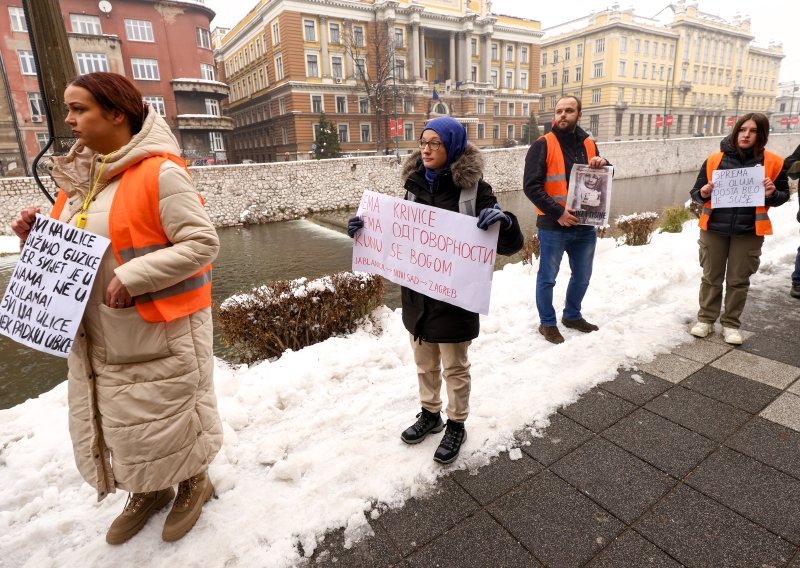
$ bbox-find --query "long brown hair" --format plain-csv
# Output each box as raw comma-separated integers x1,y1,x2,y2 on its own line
69,72,146,134
728,112,769,158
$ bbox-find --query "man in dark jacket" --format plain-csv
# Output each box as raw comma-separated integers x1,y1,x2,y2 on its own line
349,117,523,464
786,143,800,298
522,95,609,344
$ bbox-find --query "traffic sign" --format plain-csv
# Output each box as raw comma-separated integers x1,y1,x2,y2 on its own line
666,114,673,126
781,117,789,125
655,116,663,128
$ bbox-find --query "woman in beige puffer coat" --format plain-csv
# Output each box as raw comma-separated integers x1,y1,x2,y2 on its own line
11,72,222,545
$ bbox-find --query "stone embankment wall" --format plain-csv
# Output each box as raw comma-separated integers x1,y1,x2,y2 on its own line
2,133,799,235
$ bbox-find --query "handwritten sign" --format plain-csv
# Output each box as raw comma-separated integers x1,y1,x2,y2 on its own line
0,214,109,357
711,166,765,209
352,191,499,315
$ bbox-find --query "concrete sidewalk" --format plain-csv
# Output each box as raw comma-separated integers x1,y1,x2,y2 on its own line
309,283,800,567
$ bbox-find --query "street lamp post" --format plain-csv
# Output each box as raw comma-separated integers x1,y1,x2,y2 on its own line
787,82,798,132
390,37,400,160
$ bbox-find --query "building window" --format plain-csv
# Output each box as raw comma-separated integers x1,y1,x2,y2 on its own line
577,43,583,58
70,14,102,35
282,126,288,145
619,61,626,76
205,98,220,116
589,115,599,134
564,46,570,61
395,58,405,80
355,58,366,80
493,102,500,116
592,88,601,103
404,123,415,141
303,19,316,42
541,52,547,66
403,97,413,113
508,102,515,116
477,98,485,114
338,123,349,143
575,66,582,82
76,53,109,74
477,123,485,139
469,37,478,56
593,62,603,78
471,66,477,82
551,71,557,86
522,47,528,64
552,49,558,63
353,26,365,47
201,63,216,81
620,36,628,53
395,27,404,48
311,95,323,113
36,132,49,150
491,43,499,61
617,87,625,102
306,54,319,78
491,70,498,88
28,92,45,119
272,22,280,44
279,97,286,114
505,71,513,89
358,97,369,113
131,58,159,80
125,19,154,42
329,23,341,44
143,96,165,116
594,38,604,53
18,50,37,75
209,132,224,152
562,69,569,85
275,55,284,80
507,124,514,139
196,28,212,49
360,123,371,142
336,96,347,113
332,56,343,79
492,124,499,140
506,46,514,62
540,73,547,88
9,7,27,32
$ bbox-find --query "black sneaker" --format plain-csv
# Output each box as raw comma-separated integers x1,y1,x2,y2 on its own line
401,408,444,444
433,420,467,464
791,284,800,299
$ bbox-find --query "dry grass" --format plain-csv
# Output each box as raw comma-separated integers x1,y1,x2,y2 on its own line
615,212,660,246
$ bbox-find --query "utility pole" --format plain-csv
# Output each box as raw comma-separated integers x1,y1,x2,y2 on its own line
22,0,76,201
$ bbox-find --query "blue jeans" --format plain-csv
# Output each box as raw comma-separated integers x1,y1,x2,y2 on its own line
793,245,800,285
536,228,597,327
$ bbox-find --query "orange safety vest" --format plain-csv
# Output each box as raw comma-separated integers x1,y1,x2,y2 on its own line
536,131,598,216
699,150,783,236
50,154,212,322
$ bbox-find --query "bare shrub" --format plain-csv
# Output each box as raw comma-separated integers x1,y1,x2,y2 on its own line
521,233,540,264
217,272,384,363
615,211,659,246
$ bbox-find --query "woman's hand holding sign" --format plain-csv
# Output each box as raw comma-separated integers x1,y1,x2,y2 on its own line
700,182,714,199
11,207,41,242
764,176,775,198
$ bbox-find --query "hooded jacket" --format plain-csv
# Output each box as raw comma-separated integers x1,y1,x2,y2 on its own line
690,138,790,235
523,125,605,231
785,144,800,223
50,107,222,499
400,143,524,342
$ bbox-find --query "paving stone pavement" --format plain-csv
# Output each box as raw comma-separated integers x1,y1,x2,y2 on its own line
309,285,800,567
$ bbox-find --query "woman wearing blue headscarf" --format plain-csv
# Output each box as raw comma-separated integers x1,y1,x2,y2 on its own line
349,117,523,463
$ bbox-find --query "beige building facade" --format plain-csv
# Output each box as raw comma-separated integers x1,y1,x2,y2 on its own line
538,0,783,142
217,0,543,163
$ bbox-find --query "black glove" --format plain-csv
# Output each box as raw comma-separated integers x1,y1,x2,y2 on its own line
476,204,510,230
347,216,364,238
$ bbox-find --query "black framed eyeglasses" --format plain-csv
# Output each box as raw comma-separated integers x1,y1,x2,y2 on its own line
418,139,443,151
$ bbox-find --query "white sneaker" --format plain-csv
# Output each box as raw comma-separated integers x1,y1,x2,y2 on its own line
722,327,743,345
690,322,712,338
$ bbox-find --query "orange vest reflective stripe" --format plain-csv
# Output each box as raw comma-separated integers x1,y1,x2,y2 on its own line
536,131,598,215
699,150,783,236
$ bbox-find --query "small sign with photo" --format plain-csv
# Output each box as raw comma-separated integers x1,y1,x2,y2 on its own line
566,164,614,227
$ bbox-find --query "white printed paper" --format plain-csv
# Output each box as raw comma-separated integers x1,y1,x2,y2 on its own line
352,191,500,315
566,165,614,227
0,214,110,357
711,166,765,208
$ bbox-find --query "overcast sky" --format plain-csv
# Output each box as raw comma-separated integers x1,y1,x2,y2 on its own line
206,0,798,83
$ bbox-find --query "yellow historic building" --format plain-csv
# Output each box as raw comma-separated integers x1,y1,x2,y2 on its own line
538,0,783,142
216,0,543,162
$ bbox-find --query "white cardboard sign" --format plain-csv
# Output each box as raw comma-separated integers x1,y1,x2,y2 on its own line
0,214,110,357
711,166,765,208
352,191,500,315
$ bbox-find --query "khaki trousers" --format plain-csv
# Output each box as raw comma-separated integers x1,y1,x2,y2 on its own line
409,335,471,422
697,229,763,329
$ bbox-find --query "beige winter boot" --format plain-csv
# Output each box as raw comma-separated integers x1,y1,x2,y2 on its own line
162,471,214,542
106,488,175,545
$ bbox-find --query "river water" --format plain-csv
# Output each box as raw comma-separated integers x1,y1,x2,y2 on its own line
0,171,697,409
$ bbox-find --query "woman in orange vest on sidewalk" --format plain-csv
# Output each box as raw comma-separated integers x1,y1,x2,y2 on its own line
10,73,222,544
688,113,789,344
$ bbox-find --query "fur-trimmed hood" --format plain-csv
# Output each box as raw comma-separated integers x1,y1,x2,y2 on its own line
401,142,485,189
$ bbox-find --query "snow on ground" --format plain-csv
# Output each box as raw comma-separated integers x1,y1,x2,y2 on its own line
0,236,20,255
1,196,798,567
